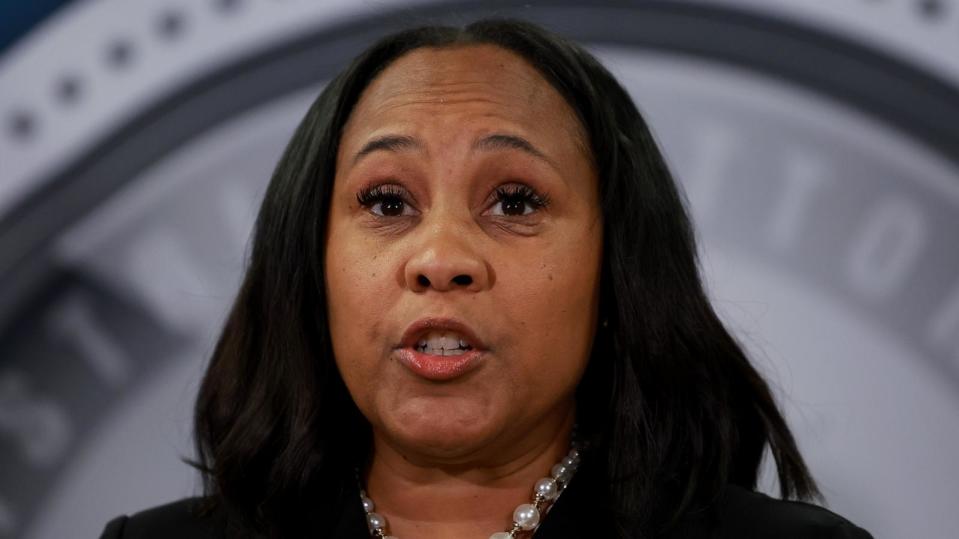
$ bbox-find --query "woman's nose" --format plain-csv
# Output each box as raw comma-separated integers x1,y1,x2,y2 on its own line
403,228,490,293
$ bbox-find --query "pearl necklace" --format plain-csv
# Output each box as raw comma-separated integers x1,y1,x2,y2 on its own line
358,445,582,539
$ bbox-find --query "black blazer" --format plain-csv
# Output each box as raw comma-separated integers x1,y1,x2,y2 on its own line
99,458,873,539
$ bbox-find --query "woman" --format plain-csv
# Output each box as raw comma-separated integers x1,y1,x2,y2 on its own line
99,18,873,539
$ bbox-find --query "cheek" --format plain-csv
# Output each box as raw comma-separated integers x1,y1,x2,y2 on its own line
326,222,398,318
499,225,602,387
324,227,395,393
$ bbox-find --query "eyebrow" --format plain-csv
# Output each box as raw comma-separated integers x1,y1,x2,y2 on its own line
351,133,555,169
473,133,553,166
352,135,421,164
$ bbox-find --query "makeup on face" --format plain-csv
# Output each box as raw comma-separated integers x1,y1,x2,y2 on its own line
324,44,602,460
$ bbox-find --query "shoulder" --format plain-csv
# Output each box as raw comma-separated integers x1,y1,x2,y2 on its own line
98,497,229,539
696,484,874,539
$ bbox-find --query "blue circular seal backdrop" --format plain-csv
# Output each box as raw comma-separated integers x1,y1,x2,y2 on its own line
1,1,957,537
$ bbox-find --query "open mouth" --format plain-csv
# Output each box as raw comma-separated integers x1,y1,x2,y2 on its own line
396,317,488,380
415,331,474,356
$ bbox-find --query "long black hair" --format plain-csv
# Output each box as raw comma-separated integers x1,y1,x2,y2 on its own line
192,18,820,538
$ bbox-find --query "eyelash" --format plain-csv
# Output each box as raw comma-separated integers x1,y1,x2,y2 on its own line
355,183,407,210
355,183,551,217
492,184,551,214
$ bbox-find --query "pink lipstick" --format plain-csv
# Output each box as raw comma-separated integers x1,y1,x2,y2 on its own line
395,317,488,381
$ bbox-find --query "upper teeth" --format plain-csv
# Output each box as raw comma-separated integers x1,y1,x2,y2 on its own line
416,331,472,355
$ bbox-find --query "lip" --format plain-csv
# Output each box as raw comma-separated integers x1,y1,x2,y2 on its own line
394,347,485,381
395,317,488,381
398,317,488,350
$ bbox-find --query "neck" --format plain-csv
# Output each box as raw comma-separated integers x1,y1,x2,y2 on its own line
362,407,576,539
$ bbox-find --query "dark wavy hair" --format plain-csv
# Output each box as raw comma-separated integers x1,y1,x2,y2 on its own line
192,17,820,538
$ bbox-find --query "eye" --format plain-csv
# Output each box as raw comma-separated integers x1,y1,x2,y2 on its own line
356,184,415,217
489,184,551,217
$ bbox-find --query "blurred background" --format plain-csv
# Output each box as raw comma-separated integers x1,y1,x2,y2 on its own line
1,1,957,537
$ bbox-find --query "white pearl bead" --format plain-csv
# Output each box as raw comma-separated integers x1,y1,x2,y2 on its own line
561,455,578,469
568,448,580,461
366,511,387,532
513,503,540,531
534,477,558,500
361,496,375,513
489,533,512,539
551,463,572,481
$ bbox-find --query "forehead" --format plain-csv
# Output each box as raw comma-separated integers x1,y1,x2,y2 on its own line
341,44,589,155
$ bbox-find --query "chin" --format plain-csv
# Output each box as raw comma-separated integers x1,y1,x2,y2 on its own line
385,404,501,460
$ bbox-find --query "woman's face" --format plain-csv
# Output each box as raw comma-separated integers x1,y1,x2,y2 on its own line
325,44,602,461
